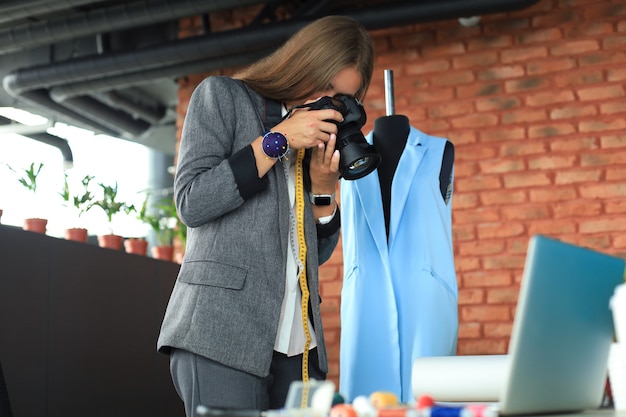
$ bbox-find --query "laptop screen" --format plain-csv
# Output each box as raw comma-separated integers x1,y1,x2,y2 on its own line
499,235,624,415
411,235,624,415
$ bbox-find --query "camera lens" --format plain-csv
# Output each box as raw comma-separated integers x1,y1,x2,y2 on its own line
306,94,380,180
336,123,381,180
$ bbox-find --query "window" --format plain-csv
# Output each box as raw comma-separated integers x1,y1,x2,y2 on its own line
1,122,154,238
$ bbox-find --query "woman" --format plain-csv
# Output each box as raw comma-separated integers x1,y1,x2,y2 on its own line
157,15,374,415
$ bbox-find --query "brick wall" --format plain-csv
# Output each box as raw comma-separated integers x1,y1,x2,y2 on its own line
176,0,626,387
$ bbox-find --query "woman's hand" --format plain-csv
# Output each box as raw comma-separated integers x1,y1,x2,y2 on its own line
309,133,341,193
274,107,344,150
252,101,343,180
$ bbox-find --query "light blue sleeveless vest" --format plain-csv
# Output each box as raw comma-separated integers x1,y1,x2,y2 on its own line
339,126,458,403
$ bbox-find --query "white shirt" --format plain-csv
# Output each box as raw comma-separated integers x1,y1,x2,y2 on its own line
274,155,318,356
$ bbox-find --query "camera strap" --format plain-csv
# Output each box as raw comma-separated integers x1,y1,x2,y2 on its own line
262,97,284,132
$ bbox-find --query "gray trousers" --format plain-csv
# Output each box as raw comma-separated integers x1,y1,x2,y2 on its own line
170,348,325,417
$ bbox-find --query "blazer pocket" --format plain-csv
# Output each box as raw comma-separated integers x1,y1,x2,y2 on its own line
422,265,456,299
178,260,247,290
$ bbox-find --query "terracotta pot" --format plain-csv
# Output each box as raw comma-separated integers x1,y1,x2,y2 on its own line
152,245,174,261
23,218,47,234
64,227,88,242
124,238,148,256
98,234,123,250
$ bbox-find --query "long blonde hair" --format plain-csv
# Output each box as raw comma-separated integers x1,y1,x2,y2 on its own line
235,15,374,102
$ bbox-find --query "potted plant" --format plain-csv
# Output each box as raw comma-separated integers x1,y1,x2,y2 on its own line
59,173,96,242
123,194,152,256
123,235,149,256
7,162,48,234
137,196,178,261
92,181,135,250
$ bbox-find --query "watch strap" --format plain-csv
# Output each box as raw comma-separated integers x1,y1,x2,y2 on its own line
309,191,336,205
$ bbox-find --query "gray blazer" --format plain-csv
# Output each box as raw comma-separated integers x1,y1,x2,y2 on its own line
157,76,340,377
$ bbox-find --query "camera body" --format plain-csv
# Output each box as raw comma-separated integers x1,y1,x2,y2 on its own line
308,94,367,130
308,94,380,180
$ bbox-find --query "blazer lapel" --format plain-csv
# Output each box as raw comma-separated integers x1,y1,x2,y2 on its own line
388,127,427,245
353,133,389,259
242,81,291,259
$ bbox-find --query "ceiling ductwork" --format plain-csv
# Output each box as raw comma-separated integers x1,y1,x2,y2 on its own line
95,91,166,125
0,0,268,54
27,132,74,167
0,0,540,155
55,95,152,138
0,114,73,165
13,89,121,137
0,0,105,26
48,49,272,98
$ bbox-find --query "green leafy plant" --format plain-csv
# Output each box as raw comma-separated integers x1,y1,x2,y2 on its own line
59,173,96,218
92,182,135,232
8,162,44,195
137,195,180,246
6,162,47,221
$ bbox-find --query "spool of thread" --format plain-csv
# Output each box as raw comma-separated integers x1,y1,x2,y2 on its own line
464,405,486,417
416,395,435,410
464,404,498,417
333,393,346,406
422,405,473,417
330,404,358,417
352,395,377,417
369,392,399,409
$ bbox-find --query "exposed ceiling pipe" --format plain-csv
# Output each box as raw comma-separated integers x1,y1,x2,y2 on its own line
0,0,98,12
3,22,296,92
3,0,540,94
1,112,75,165
0,0,105,26
2,0,540,142
15,89,121,137
41,49,271,137
49,48,272,98
5,86,151,140
0,119,53,135
352,0,541,30
0,0,268,54
289,0,334,19
2,47,279,139
94,91,166,125
0,0,53,10
2,35,276,143
55,95,151,138
26,132,74,168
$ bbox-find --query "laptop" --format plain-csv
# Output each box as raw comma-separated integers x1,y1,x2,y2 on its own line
412,234,625,415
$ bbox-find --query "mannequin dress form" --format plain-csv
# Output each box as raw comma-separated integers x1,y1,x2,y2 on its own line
339,113,458,403
373,114,454,238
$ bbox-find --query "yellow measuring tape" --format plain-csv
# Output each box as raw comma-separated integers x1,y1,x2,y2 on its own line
294,148,311,407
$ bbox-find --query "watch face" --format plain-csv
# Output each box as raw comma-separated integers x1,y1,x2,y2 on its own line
262,131,288,159
313,196,332,206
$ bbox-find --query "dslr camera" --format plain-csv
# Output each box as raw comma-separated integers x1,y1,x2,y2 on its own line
308,94,380,180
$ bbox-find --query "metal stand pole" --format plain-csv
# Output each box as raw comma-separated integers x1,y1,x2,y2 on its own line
384,69,395,116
